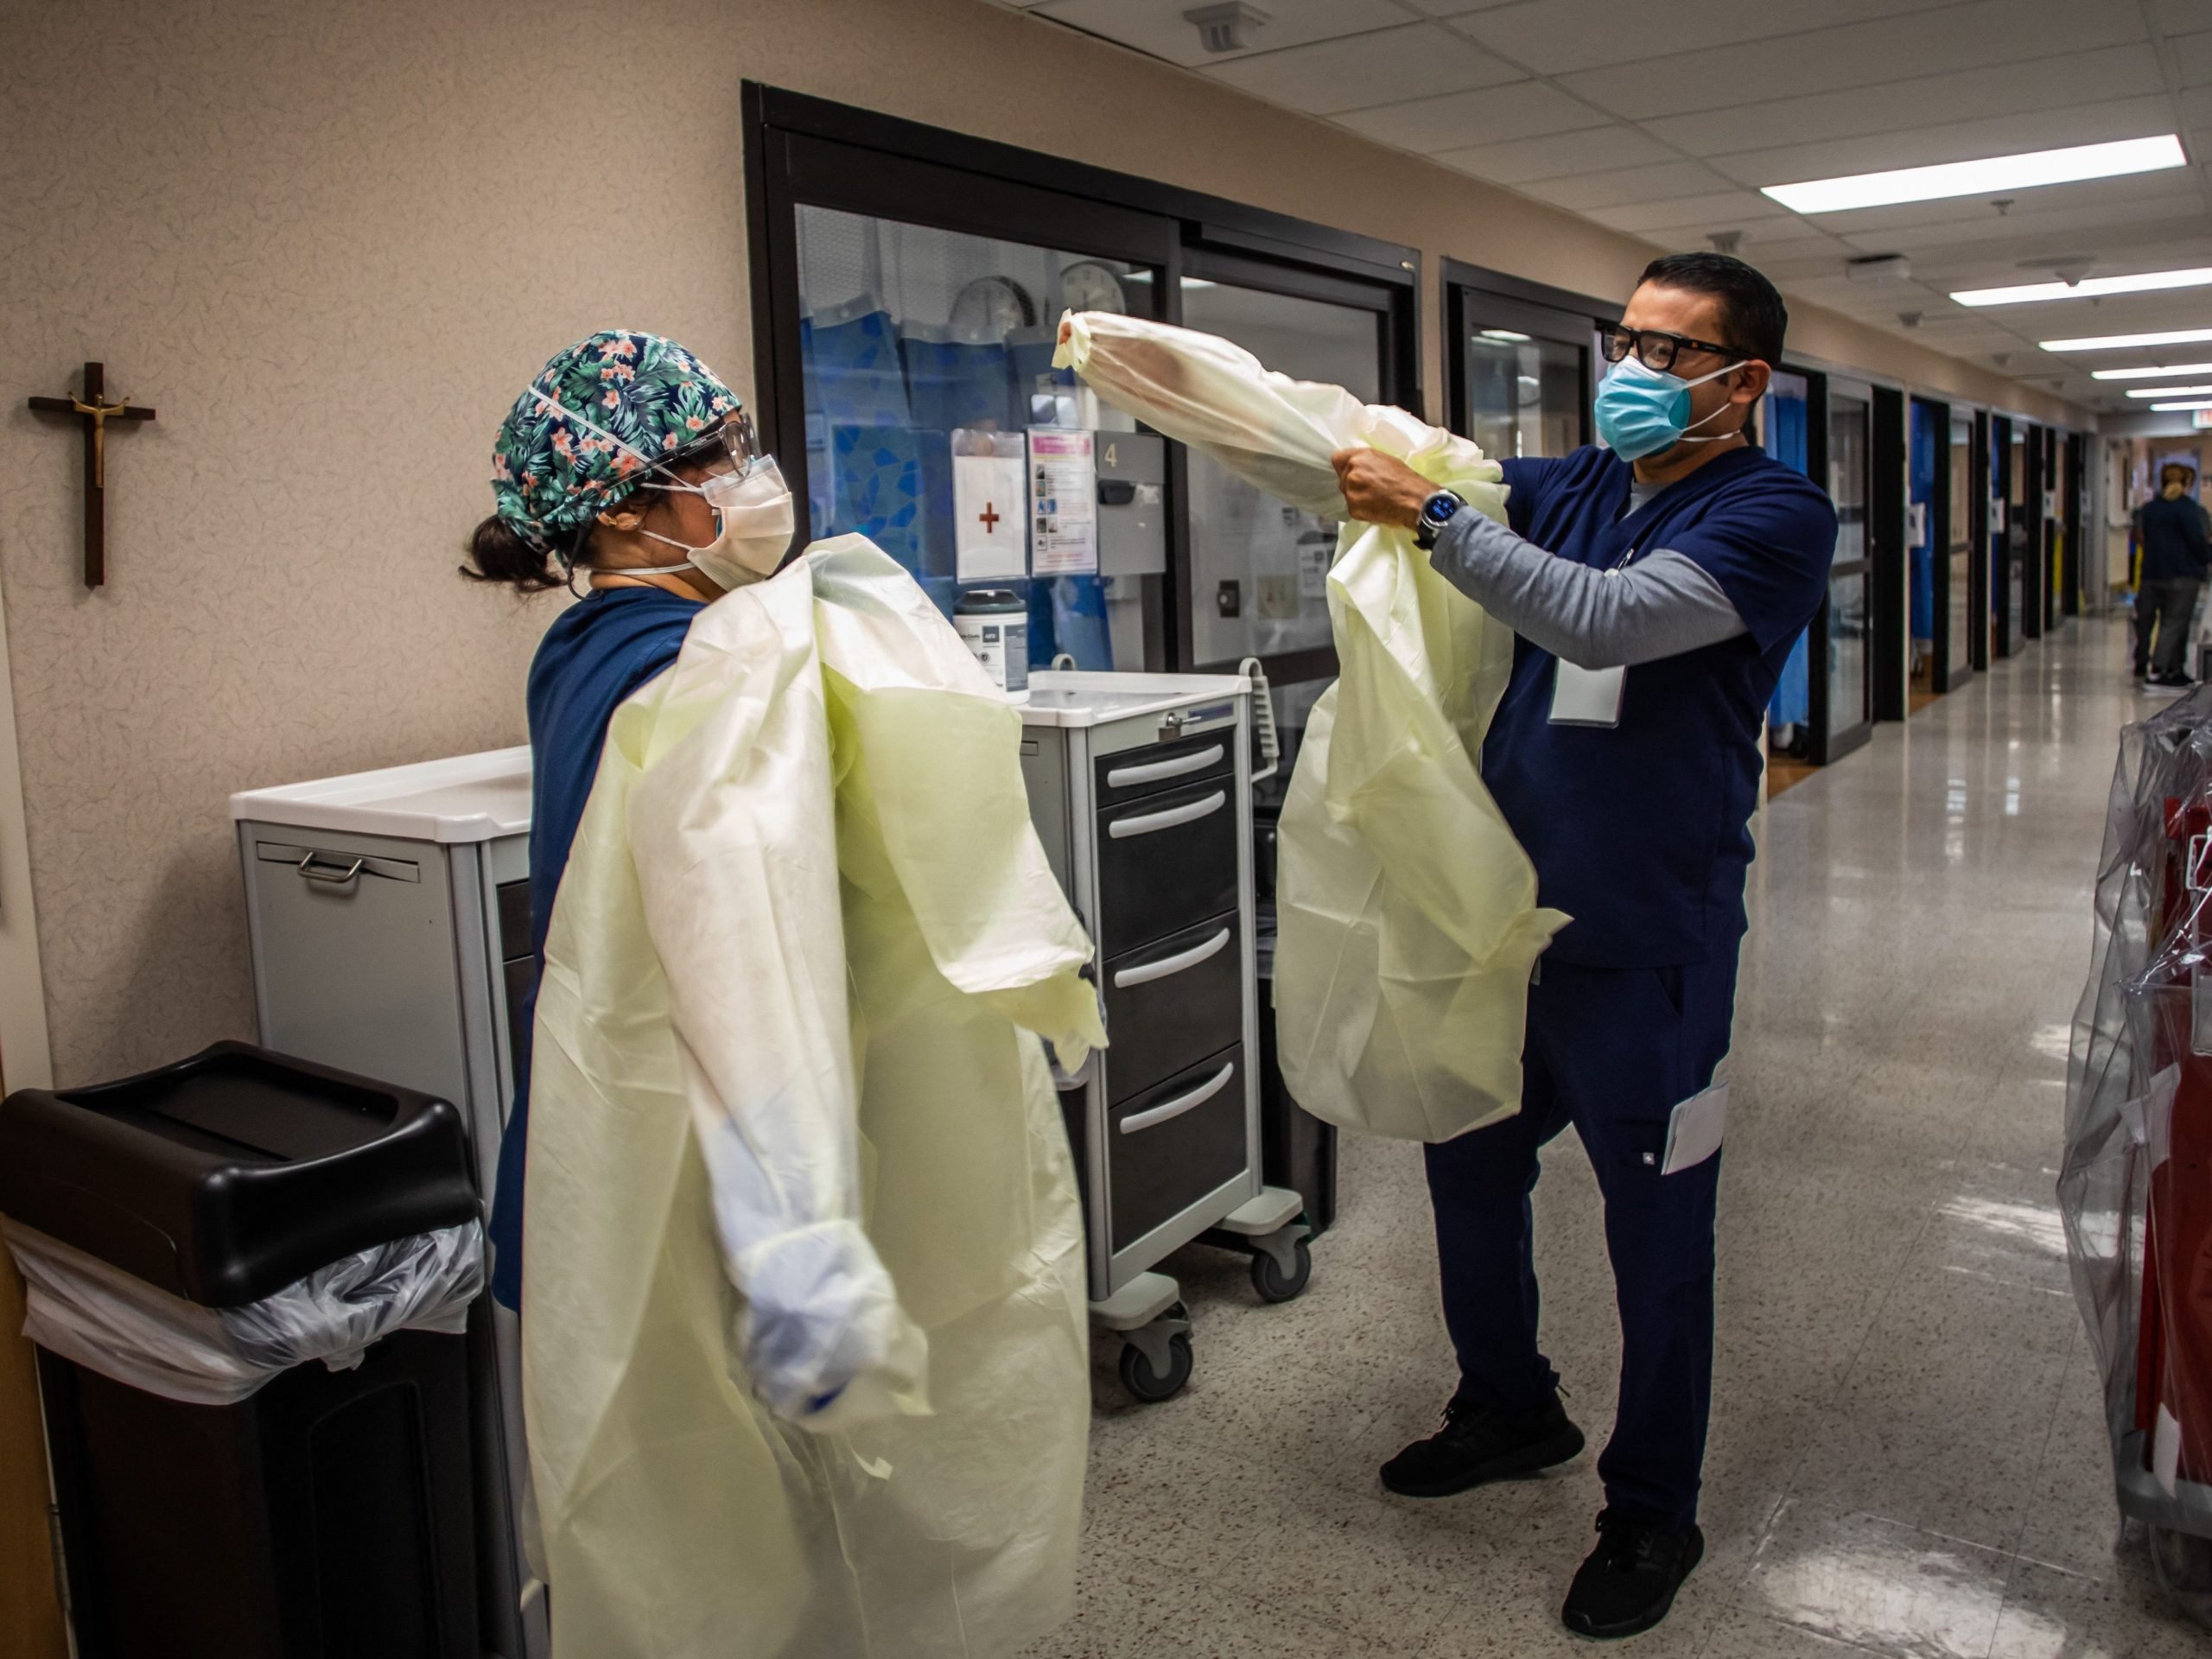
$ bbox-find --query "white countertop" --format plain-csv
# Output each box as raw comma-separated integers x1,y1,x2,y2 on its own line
231,747,531,843
1018,671,1249,728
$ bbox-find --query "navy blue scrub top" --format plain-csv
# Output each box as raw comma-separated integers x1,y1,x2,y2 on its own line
1483,444,1837,969
488,586,703,1309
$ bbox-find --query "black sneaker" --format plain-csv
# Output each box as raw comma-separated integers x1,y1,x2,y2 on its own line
2155,671,2196,689
1378,1393,1585,1498
1561,1510,1705,1640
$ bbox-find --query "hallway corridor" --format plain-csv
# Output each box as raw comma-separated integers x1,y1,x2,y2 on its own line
1033,615,2201,1658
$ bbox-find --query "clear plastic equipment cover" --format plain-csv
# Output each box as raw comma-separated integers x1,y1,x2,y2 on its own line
2063,684,2212,1618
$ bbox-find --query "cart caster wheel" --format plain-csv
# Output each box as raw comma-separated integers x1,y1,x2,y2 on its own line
1251,1238,1313,1303
1118,1332,1193,1403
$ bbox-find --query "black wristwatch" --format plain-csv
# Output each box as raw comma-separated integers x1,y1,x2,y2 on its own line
1414,488,1465,550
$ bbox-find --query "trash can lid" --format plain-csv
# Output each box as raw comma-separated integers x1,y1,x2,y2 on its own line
0,1042,479,1307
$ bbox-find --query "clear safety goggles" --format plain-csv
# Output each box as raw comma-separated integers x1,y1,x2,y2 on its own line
640,410,766,490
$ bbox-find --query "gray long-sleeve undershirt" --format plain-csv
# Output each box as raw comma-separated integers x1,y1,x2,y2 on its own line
1428,482,1747,671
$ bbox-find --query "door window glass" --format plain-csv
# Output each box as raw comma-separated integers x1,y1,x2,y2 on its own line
793,203,1163,669
1464,329,1584,460
1179,277,1382,671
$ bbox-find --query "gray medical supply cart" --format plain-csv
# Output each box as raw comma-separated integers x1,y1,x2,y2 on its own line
1019,669,1309,1402
231,751,541,1659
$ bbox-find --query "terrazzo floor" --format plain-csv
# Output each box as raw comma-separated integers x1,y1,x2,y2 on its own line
1022,613,2209,1658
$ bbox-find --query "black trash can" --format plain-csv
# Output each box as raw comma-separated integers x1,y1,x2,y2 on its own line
0,1041,484,1659
1255,910,1338,1234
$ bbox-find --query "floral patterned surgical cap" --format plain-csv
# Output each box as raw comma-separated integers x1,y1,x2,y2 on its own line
491,329,741,550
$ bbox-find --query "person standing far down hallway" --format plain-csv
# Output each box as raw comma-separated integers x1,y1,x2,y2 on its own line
2132,461,2210,687
1332,253,1838,1642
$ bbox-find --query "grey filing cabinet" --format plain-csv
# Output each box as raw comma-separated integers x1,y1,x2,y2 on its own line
230,750,543,1659
1020,670,1308,1403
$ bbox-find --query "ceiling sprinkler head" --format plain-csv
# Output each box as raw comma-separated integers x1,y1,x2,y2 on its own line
1184,2,1268,53
1992,352,2012,366
1898,309,1923,328
1708,230,1746,256
1991,197,2016,216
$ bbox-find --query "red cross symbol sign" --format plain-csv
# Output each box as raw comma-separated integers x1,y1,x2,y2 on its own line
979,501,1001,533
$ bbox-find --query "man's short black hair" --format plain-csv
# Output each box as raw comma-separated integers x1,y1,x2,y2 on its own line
1637,252,1788,366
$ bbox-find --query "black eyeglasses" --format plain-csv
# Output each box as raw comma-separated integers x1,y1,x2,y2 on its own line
1598,323,1751,373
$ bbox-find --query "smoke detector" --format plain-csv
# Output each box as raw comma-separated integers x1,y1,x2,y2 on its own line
1846,253,1911,284
1184,3,1268,53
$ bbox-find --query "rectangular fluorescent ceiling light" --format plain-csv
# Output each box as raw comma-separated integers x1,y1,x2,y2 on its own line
2043,327,2212,353
2128,385,2212,397
1954,266,2212,307
1763,134,2185,214
2093,361,2212,380
2151,400,2212,410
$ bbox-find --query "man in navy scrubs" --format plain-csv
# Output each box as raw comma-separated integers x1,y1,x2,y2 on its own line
1332,254,1837,1640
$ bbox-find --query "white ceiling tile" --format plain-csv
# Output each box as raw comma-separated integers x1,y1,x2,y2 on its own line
1645,47,2165,159
1433,124,1677,184
2172,29,2212,86
1030,0,1409,67
1520,160,1739,211
1332,79,1609,152
1701,96,2181,188
2180,86,2212,126
1557,0,2145,124
1449,0,1968,76
1587,191,1792,235
1202,22,1523,113
2154,0,2212,34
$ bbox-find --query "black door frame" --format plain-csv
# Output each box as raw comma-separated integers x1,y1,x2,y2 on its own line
742,82,1422,690
1969,408,1993,672
1440,260,1612,450
1870,385,1908,723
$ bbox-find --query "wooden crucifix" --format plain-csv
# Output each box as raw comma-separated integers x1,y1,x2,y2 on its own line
29,363,156,588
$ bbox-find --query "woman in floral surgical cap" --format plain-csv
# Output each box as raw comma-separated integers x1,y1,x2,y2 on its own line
462,327,795,1310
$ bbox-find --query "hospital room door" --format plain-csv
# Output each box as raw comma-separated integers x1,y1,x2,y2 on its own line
1442,262,1601,460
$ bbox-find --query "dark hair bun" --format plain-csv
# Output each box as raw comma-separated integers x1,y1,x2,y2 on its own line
462,514,567,593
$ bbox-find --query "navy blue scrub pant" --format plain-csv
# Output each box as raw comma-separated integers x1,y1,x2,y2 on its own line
1423,952,1738,1530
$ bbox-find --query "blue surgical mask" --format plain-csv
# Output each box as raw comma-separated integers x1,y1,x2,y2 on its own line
1593,355,1746,462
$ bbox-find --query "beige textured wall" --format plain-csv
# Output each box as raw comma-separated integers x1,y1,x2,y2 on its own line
2,0,2090,1083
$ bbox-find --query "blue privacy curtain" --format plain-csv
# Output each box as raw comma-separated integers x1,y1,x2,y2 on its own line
1765,388,1812,728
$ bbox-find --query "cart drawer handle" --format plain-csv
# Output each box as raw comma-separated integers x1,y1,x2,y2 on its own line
1119,1061,1236,1135
1108,791,1226,840
1113,927,1232,989
1107,745,1224,791
297,852,365,886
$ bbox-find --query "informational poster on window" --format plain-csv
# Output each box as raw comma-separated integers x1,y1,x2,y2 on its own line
1907,501,1929,547
1029,429,1098,575
953,449,1028,581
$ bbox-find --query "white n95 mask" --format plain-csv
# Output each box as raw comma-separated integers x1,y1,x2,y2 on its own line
635,458,797,591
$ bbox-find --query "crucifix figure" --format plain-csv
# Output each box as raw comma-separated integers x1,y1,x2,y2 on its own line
29,362,156,588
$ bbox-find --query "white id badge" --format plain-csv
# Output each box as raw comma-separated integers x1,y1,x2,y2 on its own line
1551,659,1625,727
